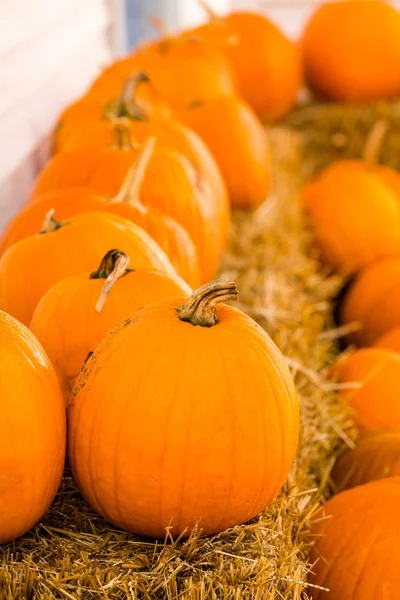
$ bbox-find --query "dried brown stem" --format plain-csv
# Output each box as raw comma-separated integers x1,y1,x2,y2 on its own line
40,209,65,234
177,280,238,327
111,137,156,205
90,249,131,312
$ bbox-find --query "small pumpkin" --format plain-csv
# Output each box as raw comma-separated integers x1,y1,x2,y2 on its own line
30,249,191,389
0,310,66,544
183,4,302,121
180,94,271,209
0,210,176,326
30,129,227,281
68,280,299,538
301,160,400,275
333,348,400,434
308,477,400,599
302,0,400,102
339,256,400,347
375,328,400,353
332,429,400,492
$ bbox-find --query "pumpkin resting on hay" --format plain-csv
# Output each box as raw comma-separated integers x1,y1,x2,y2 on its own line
30,249,190,388
68,281,299,539
309,477,400,599
332,429,400,492
302,0,400,102
0,310,66,544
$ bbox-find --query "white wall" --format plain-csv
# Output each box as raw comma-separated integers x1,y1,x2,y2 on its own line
0,0,122,229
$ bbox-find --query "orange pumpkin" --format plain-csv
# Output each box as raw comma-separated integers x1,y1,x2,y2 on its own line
302,0,400,102
308,478,400,599
87,37,237,111
339,256,400,347
301,161,400,275
0,310,66,544
30,249,191,388
333,348,400,434
332,430,400,491
54,71,173,153
68,281,299,538
0,211,176,327
180,95,270,209
183,6,302,121
375,329,400,353
30,134,227,281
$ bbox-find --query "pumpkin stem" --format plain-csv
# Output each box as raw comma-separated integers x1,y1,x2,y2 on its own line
111,137,156,205
363,120,389,170
40,209,65,234
177,281,238,327
110,118,137,150
112,71,150,121
197,0,218,20
149,14,170,38
90,249,131,312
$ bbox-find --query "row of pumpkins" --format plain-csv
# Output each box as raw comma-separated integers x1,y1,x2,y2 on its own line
1,1,400,597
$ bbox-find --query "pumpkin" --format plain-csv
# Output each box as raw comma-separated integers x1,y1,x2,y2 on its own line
301,160,400,275
54,71,174,153
87,36,237,111
332,430,400,492
0,310,66,544
375,329,400,353
30,249,191,389
308,477,400,599
302,0,400,102
183,4,302,121
68,280,299,538
333,348,400,434
180,95,270,209
30,131,227,281
0,210,176,327
339,256,400,347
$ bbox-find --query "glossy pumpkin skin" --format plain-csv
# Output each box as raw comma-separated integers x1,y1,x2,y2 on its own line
0,211,177,327
180,95,271,209
68,282,299,539
301,162,400,275
332,430,400,492
0,311,66,544
1,188,201,287
375,328,400,353
55,118,230,244
302,1,400,102
30,147,227,281
186,12,302,121
340,257,400,347
309,478,400,599
30,258,191,386
334,348,400,434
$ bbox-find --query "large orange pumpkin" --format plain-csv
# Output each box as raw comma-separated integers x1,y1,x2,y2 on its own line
301,161,400,275
308,477,400,599
333,348,400,434
30,137,227,281
30,249,191,388
339,256,400,346
180,94,271,209
0,211,176,326
0,310,66,544
332,429,400,491
68,280,299,538
183,6,302,121
302,0,400,102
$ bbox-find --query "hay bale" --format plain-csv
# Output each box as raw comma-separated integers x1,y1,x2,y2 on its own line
284,98,400,176
0,128,354,600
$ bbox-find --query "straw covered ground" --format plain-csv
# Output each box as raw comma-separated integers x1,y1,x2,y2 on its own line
0,127,355,599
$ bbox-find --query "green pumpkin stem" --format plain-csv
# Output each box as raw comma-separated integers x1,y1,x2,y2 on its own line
363,120,389,170
177,281,239,327
111,136,156,205
90,249,131,312
40,209,66,234
112,71,150,121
